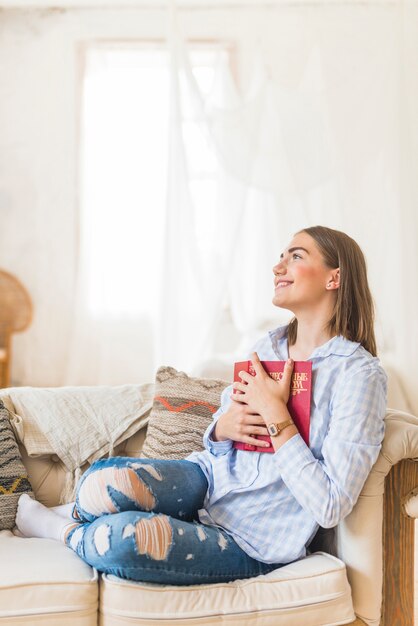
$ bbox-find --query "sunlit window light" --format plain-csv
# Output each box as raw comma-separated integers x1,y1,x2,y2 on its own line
80,43,231,319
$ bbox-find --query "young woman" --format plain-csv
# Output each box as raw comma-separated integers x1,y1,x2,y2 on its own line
15,225,387,585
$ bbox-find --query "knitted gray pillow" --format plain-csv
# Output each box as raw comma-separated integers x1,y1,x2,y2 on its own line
0,400,33,529
141,366,229,460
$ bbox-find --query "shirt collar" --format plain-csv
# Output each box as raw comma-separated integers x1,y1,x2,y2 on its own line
269,324,360,360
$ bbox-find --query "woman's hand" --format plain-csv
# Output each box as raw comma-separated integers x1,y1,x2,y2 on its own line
232,352,294,424
213,397,271,448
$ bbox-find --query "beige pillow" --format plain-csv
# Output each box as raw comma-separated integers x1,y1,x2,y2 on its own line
0,400,33,529
141,366,229,459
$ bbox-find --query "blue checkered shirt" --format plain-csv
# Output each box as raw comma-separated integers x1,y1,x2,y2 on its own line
186,324,387,564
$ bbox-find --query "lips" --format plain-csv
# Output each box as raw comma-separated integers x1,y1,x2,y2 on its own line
275,281,293,289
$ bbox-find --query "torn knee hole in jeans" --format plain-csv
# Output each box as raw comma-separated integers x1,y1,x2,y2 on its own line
123,514,173,561
93,523,112,556
128,463,163,482
78,467,157,516
68,525,85,551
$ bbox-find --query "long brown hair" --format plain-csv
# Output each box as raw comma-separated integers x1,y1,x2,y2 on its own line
287,225,377,356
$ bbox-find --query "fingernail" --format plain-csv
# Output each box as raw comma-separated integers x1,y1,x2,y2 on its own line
287,358,293,364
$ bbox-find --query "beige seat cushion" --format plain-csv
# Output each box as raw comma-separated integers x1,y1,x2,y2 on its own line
0,531,98,626
100,552,355,626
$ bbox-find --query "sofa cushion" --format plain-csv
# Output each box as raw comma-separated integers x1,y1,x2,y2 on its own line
0,530,98,625
0,400,33,529
141,366,228,459
100,552,355,626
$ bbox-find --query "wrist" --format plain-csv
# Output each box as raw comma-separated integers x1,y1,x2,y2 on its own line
266,419,294,437
262,400,289,425
212,423,228,442
269,423,299,450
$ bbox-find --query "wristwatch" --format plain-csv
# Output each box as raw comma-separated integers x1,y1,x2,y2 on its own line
267,419,294,437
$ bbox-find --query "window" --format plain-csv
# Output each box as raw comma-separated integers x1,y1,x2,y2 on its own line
80,42,232,320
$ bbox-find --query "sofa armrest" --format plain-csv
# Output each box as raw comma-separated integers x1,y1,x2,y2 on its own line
382,458,418,626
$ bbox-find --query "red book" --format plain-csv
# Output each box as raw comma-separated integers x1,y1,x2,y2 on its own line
232,360,312,453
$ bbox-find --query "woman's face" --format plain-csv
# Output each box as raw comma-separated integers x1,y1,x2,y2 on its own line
272,231,337,313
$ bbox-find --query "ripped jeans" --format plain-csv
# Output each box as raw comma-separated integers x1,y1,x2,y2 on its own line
65,457,281,585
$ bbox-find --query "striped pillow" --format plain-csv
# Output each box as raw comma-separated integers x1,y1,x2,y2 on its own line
0,400,33,529
141,366,228,459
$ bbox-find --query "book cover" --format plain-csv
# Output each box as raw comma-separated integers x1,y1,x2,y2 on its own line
232,360,312,452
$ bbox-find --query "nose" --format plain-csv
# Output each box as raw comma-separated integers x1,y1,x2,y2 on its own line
273,260,286,276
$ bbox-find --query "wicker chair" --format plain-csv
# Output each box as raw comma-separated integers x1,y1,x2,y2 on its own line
0,269,32,387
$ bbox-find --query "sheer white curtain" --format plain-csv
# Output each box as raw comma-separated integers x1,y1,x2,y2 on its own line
67,38,249,383
66,47,168,384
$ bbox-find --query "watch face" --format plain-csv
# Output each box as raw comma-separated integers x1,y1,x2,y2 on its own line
267,423,279,436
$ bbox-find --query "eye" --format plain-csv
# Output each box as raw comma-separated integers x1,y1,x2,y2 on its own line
292,253,302,260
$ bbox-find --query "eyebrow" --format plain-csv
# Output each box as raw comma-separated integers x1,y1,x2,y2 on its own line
279,246,310,259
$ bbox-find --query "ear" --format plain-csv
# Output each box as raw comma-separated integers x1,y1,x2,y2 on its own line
326,268,340,290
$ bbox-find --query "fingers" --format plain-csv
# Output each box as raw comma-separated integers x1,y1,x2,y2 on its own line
282,358,294,387
236,370,252,384
231,391,247,404
223,401,269,446
246,437,270,448
243,412,266,423
243,425,269,436
230,399,265,422
243,427,270,447
250,352,266,376
232,381,247,393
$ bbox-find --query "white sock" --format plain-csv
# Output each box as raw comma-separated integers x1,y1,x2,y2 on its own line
51,502,76,520
15,494,79,541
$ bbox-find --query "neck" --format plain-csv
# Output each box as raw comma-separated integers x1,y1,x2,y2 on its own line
288,306,335,359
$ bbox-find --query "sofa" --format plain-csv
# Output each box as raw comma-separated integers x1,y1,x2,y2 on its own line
0,378,417,626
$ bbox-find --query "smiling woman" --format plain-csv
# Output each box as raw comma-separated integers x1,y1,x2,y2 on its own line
15,224,387,589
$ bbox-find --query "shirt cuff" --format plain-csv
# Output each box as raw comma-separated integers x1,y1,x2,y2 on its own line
272,433,314,478
204,423,233,456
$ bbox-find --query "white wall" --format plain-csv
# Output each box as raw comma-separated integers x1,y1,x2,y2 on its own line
0,4,417,411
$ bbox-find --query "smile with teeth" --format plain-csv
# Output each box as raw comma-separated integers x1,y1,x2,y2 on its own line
276,281,293,289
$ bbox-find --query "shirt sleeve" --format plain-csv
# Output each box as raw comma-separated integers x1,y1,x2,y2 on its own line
273,364,387,528
202,384,234,456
